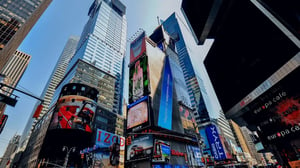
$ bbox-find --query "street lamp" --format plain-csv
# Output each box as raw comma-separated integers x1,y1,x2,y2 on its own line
62,146,76,168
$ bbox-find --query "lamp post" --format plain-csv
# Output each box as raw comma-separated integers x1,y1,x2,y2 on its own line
62,146,76,168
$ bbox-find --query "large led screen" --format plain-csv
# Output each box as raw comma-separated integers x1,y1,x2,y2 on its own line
126,135,153,161
153,139,170,163
129,56,150,104
242,67,300,143
49,95,96,133
179,105,198,136
127,96,149,132
94,129,125,168
205,125,226,161
130,31,146,64
186,145,204,167
158,57,173,130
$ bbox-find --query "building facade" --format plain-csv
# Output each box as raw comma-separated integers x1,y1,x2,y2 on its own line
162,12,236,147
0,134,20,168
65,0,127,115
0,50,31,118
0,0,52,71
19,36,79,151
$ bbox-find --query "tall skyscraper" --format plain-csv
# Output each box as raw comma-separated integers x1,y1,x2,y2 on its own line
162,15,237,163
57,0,127,114
0,0,52,71
19,36,79,150
162,13,210,125
0,134,20,168
0,50,31,118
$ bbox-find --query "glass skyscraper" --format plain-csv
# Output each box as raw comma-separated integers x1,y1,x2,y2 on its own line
19,36,79,150
162,13,210,124
162,13,235,142
61,0,127,115
0,0,52,71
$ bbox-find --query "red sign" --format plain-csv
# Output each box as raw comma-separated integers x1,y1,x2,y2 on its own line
171,149,185,157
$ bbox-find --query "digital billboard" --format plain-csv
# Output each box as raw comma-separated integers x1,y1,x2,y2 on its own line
186,145,204,167
126,135,153,161
130,31,146,64
205,124,226,161
153,139,170,163
127,96,150,132
93,129,125,168
158,57,173,130
49,95,97,133
199,128,212,156
241,67,300,143
129,56,150,104
179,105,198,136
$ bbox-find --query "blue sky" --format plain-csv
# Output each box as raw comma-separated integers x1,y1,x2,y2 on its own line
0,0,184,157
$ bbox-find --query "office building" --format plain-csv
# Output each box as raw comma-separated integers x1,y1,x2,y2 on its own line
19,36,79,151
18,1,127,167
125,26,202,168
162,13,235,144
0,50,31,118
0,134,20,168
0,0,52,71
63,0,127,115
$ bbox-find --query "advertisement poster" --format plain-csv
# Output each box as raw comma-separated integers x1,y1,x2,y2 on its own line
242,67,300,144
127,96,149,130
186,145,204,167
205,125,226,161
179,105,198,135
127,135,153,161
130,31,146,64
153,139,170,163
129,56,149,104
158,57,173,130
93,129,125,168
199,128,211,155
49,95,96,133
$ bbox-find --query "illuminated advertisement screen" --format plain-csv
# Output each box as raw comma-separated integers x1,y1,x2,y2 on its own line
130,31,146,64
126,135,153,161
186,145,204,167
179,105,198,136
199,128,212,156
153,139,170,163
205,125,226,161
127,96,149,132
242,67,300,143
94,129,125,168
49,95,96,133
158,57,173,130
129,56,150,104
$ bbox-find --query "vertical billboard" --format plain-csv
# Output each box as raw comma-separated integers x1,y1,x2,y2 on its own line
153,139,170,163
126,135,153,161
205,124,226,161
158,57,173,130
127,96,150,132
130,31,146,64
129,56,150,104
179,104,198,135
49,95,97,133
93,129,125,168
186,145,204,167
